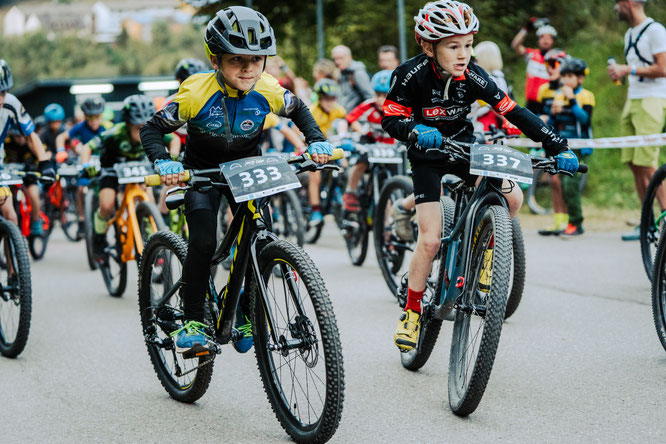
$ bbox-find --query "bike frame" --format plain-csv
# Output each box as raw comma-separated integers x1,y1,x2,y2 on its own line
434,176,509,320
106,182,157,262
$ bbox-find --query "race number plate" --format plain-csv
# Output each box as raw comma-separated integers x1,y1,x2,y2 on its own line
469,144,533,184
115,161,153,184
57,164,80,177
364,144,403,164
0,170,24,186
221,155,301,203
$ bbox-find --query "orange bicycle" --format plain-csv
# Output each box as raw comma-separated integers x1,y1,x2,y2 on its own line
95,161,166,297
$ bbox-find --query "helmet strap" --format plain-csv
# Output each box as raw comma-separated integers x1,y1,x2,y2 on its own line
431,41,453,81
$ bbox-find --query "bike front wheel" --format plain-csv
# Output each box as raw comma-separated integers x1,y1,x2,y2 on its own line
0,219,32,358
61,185,81,242
448,205,510,416
99,221,127,297
250,240,344,443
84,188,99,270
640,165,666,280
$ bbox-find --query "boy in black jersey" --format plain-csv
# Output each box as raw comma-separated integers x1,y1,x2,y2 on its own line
383,1,580,351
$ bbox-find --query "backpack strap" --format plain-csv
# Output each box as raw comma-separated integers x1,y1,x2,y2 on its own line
624,21,655,67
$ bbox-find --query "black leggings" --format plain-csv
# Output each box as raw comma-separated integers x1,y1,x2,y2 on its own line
181,188,238,322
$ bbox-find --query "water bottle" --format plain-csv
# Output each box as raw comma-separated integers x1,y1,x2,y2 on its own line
607,57,623,86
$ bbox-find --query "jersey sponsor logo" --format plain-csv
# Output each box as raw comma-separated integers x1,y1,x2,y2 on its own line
383,100,412,117
209,106,224,117
432,89,442,97
423,105,467,118
207,121,222,130
240,119,255,131
494,96,517,115
401,58,429,86
467,70,488,88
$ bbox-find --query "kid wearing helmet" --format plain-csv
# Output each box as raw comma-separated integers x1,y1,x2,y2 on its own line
384,1,579,351
0,59,52,231
40,103,66,155
547,57,594,236
80,94,178,258
140,6,332,356
341,69,396,214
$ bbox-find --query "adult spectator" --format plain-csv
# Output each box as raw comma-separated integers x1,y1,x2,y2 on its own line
608,0,666,241
331,45,374,112
511,19,557,114
378,45,400,70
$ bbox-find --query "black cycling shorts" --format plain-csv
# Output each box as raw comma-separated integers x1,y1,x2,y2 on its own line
411,162,475,205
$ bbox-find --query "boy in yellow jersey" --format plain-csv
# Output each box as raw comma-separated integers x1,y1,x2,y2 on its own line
141,6,331,356
307,79,348,225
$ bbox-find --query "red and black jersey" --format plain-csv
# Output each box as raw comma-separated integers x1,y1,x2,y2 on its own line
382,54,567,161
345,99,394,144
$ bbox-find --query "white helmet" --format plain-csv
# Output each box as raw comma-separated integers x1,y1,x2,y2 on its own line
536,25,557,38
414,1,479,43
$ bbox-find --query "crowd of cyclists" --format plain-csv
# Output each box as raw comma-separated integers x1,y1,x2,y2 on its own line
0,0,631,440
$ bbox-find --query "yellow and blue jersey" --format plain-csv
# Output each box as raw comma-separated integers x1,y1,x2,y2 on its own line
142,71,325,169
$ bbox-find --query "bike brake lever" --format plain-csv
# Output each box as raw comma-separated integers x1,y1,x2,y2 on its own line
166,185,191,196
317,164,340,172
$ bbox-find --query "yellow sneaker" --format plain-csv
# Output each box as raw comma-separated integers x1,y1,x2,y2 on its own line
478,247,493,292
394,309,421,351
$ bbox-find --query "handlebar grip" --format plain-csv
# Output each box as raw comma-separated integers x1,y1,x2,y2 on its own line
578,164,588,174
144,170,191,186
303,148,345,161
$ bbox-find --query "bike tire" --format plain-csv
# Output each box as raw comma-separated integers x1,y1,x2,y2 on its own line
28,209,51,260
504,217,526,320
373,175,413,297
274,190,305,247
61,186,81,242
0,219,32,358
135,201,167,262
640,165,666,280
448,205,510,416
525,169,550,215
138,230,215,402
250,240,344,443
100,221,128,297
345,209,369,266
84,189,98,270
400,196,455,371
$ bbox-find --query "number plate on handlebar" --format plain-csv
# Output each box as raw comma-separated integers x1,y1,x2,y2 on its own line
469,144,533,184
115,161,154,184
0,171,24,186
221,155,301,203
366,144,403,164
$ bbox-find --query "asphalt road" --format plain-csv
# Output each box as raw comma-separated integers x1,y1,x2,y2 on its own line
2,221,665,443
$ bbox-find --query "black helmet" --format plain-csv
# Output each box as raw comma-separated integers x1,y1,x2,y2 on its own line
175,58,208,82
80,97,105,116
0,59,13,92
560,57,589,76
121,94,156,125
204,6,277,59
313,79,339,98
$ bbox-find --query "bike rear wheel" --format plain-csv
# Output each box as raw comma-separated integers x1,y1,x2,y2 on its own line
448,205,510,416
138,230,215,402
61,185,81,242
505,217,526,320
250,240,344,443
0,219,31,358
374,175,413,297
640,165,666,280
99,221,127,297
28,211,50,260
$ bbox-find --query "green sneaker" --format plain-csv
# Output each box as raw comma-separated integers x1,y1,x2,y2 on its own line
170,320,211,358
233,301,253,353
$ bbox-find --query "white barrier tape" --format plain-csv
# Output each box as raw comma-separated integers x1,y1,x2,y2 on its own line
506,133,666,149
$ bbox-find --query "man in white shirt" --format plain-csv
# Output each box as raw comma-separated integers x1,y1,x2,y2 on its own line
608,0,666,240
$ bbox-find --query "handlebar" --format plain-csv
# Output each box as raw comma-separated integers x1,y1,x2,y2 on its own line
408,131,588,174
144,148,345,187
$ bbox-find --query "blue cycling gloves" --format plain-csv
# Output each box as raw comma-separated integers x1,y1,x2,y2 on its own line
554,149,579,175
340,138,355,152
413,124,442,149
154,158,184,176
308,141,333,157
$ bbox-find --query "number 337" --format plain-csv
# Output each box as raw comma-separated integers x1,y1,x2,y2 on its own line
483,154,520,168
238,167,281,187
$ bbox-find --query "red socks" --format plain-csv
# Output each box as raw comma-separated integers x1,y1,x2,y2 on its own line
405,288,424,314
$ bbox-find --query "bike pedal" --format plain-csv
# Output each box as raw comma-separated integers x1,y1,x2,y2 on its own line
182,346,212,360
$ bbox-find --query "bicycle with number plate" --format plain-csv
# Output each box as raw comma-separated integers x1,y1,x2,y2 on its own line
399,134,587,416
95,160,166,297
139,150,345,443
0,168,33,358
342,142,408,266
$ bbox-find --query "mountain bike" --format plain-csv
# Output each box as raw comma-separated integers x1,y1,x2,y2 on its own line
94,161,166,297
43,161,82,243
0,170,33,358
640,164,666,280
342,142,408,266
651,229,666,352
139,151,345,443
398,135,587,416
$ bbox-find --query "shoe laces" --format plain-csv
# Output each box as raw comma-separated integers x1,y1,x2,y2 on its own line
170,320,210,338
237,316,252,338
